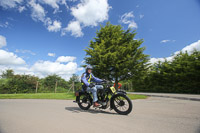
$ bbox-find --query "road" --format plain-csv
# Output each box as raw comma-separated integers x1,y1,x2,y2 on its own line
129,92,200,101
0,97,200,133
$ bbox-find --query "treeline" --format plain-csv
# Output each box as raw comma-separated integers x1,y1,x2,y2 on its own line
131,50,200,94
0,70,81,94
1,51,200,94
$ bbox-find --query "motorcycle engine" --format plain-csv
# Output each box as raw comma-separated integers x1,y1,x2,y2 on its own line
97,89,109,109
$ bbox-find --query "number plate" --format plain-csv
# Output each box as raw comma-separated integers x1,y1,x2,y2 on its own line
110,86,116,93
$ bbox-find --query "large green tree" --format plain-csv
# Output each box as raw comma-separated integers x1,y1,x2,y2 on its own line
84,22,149,88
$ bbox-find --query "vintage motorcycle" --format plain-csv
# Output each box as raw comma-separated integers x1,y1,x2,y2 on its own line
74,81,132,115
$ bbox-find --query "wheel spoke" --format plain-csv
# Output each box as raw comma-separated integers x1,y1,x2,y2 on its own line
115,105,120,108
113,95,130,112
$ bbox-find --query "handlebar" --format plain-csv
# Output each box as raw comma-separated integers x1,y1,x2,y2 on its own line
95,81,113,86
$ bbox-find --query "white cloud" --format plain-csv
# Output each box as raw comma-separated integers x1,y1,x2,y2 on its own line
0,60,83,80
62,21,83,37
29,0,63,33
0,35,7,48
178,40,200,54
29,0,46,22
160,40,176,43
0,56,83,80
0,21,9,28
139,14,144,19
48,53,56,57
120,11,138,29
44,17,52,26
38,0,68,12
56,56,76,63
0,54,83,80
77,67,84,71
71,0,110,27
2,66,34,75
31,61,77,76
150,40,200,64
160,40,170,43
18,6,26,13
0,49,26,65
47,20,62,32
15,49,36,55
39,0,59,9
62,0,110,37
0,0,23,9
0,36,25,65
149,57,173,64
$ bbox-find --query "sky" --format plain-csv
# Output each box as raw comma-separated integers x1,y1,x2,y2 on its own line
0,0,200,80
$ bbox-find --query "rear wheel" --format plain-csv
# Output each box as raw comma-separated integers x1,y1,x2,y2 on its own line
77,93,91,110
111,94,132,115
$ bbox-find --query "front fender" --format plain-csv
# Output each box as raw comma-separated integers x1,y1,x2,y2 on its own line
110,92,127,109
117,90,127,94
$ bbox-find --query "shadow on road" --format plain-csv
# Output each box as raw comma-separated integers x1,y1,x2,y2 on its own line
65,106,117,115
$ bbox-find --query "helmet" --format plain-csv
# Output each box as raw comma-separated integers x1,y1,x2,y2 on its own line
86,65,93,72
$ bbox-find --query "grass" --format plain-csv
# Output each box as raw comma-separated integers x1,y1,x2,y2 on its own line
0,93,147,100
127,94,148,100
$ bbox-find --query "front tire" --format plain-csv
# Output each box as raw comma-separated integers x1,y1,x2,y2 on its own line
111,94,132,115
77,93,91,110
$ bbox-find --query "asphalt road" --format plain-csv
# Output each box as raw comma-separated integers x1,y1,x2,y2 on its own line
130,92,200,101
0,97,200,133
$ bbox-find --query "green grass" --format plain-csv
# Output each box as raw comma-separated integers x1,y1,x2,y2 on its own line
0,93,147,100
127,94,148,100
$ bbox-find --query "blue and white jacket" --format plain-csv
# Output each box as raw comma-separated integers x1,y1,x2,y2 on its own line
81,72,103,87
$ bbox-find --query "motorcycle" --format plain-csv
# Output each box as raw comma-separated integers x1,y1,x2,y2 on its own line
74,81,132,115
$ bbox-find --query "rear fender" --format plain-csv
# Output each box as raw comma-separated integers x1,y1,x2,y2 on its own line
75,90,84,102
75,91,92,104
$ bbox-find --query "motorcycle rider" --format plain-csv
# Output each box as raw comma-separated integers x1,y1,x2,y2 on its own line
81,65,104,107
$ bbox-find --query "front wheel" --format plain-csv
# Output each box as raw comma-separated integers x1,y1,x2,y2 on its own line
111,94,132,115
77,93,91,110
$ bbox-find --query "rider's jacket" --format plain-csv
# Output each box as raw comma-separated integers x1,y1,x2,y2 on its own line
81,72,102,89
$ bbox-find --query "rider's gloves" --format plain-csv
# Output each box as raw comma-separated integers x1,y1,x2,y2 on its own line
102,79,106,82
89,83,95,88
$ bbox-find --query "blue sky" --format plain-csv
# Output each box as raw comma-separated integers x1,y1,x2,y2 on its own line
0,0,200,80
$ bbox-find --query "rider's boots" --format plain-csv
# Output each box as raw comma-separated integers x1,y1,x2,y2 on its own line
93,102,100,107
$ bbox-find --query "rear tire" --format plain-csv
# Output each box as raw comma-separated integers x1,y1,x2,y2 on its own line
77,93,91,110
111,94,132,115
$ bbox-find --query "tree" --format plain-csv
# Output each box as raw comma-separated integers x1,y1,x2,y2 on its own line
42,74,63,92
1,69,14,79
0,74,39,94
84,22,149,89
134,50,200,94
69,74,81,91
69,74,80,83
